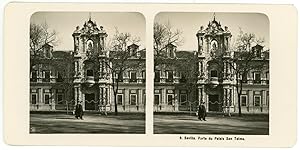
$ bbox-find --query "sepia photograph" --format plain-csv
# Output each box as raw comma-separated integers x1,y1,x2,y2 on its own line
153,12,269,134
29,12,146,134
3,3,297,147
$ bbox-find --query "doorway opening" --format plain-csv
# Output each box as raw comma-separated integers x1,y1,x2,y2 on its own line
85,93,97,110
208,95,219,112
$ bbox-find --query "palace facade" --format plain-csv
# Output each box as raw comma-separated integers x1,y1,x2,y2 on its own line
154,17,269,114
30,16,269,114
30,18,146,112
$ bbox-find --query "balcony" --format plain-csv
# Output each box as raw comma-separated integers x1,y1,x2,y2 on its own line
129,78,137,83
42,77,50,82
166,78,174,83
239,79,269,85
209,77,219,88
84,76,95,87
253,80,261,84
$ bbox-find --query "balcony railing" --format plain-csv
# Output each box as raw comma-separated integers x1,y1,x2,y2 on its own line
30,77,60,83
129,78,137,82
239,79,269,85
208,77,219,88
166,78,173,82
85,76,95,86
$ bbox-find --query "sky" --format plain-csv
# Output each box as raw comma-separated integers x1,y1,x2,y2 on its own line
155,12,269,51
31,12,145,51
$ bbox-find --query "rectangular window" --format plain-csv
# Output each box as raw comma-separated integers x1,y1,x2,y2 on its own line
142,70,146,83
31,71,37,82
167,94,173,105
57,72,63,82
117,94,123,105
116,72,123,82
154,94,160,105
242,73,247,83
44,94,50,104
130,71,137,82
254,96,261,106
180,94,187,105
43,71,50,82
154,71,160,82
87,70,94,77
169,49,174,58
57,94,63,104
241,95,247,106
166,70,173,82
130,94,137,105
180,73,187,83
254,72,261,84
142,90,146,105
256,49,261,57
211,70,218,77
31,94,37,104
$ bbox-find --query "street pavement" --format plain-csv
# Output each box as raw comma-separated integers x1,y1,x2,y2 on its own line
30,113,145,134
154,114,269,135
30,113,268,135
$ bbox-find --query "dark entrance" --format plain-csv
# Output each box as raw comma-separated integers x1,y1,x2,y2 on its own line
209,95,219,111
85,93,97,110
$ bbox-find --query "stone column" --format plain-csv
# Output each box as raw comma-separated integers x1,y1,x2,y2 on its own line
223,88,227,113
223,88,226,107
74,86,78,105
103,60,107,79
223,62,227,78
125,89,130,111
104,87,108,105
74,61,78,76
139,89,143,106
174,89,179,111
99,61,103,78
38,88,42,105
262,90,266,112
99,87,103,106
198,87,202,105
248,90,253,112
161,88,166,106
51,89,56,110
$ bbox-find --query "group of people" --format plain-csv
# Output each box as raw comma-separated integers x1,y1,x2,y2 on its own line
197,102,207,121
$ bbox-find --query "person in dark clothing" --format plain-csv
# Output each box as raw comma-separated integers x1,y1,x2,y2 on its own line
198,102,207,121
75,102,84,120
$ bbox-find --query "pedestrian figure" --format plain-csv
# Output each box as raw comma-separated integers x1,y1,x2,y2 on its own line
75,102,84,120
198,102,207,121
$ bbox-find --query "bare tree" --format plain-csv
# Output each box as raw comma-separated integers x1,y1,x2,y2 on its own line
51,52,74,114
212,28,268,117
154,21,183,66
105,28,144,115
174,52,199,114
30,22,59,56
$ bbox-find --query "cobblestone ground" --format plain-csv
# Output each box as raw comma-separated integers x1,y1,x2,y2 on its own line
154,114,269,135
30,113,145,134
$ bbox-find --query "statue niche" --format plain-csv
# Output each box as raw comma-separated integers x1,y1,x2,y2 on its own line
210,40,218,57
86,40,94,57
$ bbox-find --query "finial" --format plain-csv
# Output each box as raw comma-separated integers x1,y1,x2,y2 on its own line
213,12,216,21
89,12,92,21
